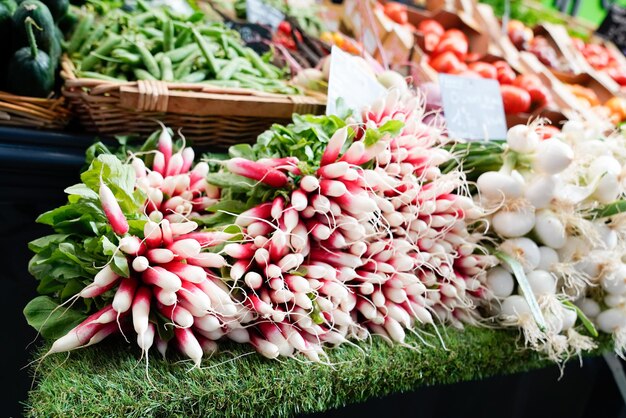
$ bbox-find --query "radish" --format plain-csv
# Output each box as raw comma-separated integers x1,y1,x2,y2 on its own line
226,158,289,188
99,181,129,235
175,328,204,367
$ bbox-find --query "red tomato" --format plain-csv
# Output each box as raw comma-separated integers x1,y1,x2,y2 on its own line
494,61,516,84
424,32,441,52
433,36,468,60
500,85,532,114
456,70,481,78
468,61,497,79
430,51,465,73
464,52,481,62
536,125,560,140
606,67,626,86
441,28,466,41
512,74,550,106
418,19,445,36
384,2,408,25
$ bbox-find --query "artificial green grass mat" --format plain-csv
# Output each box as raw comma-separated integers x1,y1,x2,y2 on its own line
23,327,611,418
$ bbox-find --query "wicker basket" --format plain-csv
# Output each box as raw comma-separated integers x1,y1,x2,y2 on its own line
60,56,327,147
0,92,71,130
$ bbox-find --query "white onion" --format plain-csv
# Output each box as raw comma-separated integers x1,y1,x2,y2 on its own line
596,308,626,333
500,237,541,273
576,298,600,318
486,267,514,298
533,210,566,249
524,174,557,209
526,269,557,296
602,264,626,295
492,206,535,238
507,124,540,153
476,171,524,201
537,246,559,271
532,138,574,174
501,295,531,317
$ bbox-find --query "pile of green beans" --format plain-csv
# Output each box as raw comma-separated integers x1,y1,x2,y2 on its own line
65,1,300,94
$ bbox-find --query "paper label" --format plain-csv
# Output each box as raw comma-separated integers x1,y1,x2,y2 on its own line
439,73,508,141
325,45,386,116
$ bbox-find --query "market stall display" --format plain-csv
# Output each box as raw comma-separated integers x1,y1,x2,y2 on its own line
14,0,626,416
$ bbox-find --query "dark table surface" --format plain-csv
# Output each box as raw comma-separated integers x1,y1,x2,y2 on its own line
2,126,626,418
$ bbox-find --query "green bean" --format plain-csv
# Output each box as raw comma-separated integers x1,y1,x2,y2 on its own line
192,28,219,76
135,43,161,79
140,27,163,39
180,70,206,83
163,20,174,52
80,34,122,71
201,80,241,88
216,57,247,81
159,56,173,81
67,14,94,54
134,68,157,80
174,26,192,49
78,71,126,82
173,51,200,80
132,11,156,25
165,43,199,63
244,47,279,79
78,23,106,57
111,48,141,64
240,65,262,77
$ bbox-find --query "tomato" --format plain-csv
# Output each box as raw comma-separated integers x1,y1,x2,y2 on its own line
512,74,550,106
468,61,497,79
441,28,466,41
384,2,408,25
418,19,444,36
496,64,516,85
508,27,533,50
606,67,626,86
424,33,440,52
433,35,468,60
464,52,481,62
500,85,532,114
536,125,560,140
278,21,292,35
429,51,465,73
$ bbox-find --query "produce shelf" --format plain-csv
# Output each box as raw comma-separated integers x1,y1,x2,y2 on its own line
23,327,611,418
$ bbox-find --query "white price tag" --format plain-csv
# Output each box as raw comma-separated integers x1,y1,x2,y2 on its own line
246,0,285,31
325,46,386,116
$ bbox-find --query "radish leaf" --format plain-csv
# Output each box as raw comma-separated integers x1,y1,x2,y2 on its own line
24,296,86,339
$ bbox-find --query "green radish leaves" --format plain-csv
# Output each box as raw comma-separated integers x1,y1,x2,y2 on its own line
24,296,86,339
363,120,404,147
495,251,548,332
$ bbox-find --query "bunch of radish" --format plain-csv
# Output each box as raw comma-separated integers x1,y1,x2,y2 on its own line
39,127,247,368
472,117,626,362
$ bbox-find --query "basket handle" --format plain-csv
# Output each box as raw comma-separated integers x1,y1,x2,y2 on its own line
120,80,169,112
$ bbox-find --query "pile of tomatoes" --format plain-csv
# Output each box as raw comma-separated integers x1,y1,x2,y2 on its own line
418,18,552,115
571,38,626,87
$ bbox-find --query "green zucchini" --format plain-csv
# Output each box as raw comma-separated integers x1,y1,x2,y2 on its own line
12,0,61,62
7,17,55,97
